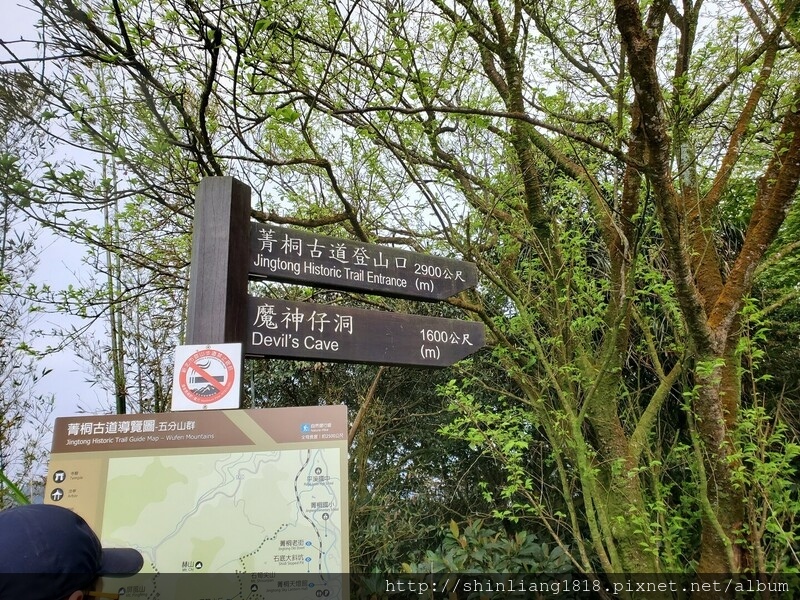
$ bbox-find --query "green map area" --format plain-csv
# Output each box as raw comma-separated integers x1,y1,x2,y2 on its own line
101,450,343,577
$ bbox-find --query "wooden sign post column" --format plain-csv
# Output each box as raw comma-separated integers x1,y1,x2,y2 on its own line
185,177,251,406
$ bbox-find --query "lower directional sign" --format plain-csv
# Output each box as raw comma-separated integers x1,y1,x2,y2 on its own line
247,297,485,367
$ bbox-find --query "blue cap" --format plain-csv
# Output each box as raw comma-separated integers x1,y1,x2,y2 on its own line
0,504,143,599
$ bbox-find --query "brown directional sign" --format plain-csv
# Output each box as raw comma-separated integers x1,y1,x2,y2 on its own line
247,296,485,367
249,223,478,300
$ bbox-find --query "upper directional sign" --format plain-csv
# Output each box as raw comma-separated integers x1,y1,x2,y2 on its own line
247,297,485,367
249,223,478,301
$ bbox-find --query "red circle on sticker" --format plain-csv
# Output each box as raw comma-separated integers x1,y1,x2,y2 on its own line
178,349,236,404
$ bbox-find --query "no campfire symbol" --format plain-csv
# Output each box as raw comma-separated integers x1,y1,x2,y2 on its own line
171,343,242,411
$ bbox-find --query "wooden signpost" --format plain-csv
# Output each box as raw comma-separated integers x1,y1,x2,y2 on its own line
185,177,251,346
186,177,485,376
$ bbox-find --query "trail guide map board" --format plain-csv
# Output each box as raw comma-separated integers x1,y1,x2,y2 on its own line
44,406,348,600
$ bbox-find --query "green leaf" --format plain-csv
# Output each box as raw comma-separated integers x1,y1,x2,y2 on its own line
449,519,459,540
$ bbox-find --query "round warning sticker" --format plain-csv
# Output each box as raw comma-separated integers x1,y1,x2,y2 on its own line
178,348,236,405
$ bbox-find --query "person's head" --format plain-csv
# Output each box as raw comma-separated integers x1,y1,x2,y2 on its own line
0,503,143,600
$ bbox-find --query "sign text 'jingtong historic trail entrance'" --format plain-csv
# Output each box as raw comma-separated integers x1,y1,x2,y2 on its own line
249,223,479,301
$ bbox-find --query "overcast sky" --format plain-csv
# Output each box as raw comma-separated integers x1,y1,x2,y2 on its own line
2,3,114,422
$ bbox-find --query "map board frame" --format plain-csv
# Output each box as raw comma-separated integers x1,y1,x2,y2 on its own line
44,406,349,599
